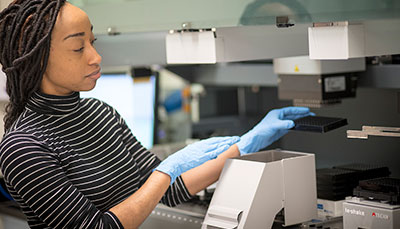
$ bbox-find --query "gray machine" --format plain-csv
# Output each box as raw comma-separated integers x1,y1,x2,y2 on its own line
202,149,317,229
273,56,365,108
343,197,400,229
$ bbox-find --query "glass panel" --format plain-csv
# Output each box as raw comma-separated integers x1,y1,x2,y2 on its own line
69,0,400,34
240,0,400,25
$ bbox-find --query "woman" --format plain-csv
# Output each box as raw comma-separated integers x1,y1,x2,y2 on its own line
0,0,312,228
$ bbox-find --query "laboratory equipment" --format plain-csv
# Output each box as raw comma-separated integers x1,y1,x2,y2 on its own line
353,177,400,205
347,126,400,139
202,149,317,228
317,168,359,201
343,197,400,229
274,56,365,107
317,198,345,217
165,24,309,64
308,20,400,60
317,164,391,201
292,115,347,133
141,203,206,229
333,163,391,180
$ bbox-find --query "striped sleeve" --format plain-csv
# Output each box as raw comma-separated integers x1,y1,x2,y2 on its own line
0,133,123,229
110,105,193,206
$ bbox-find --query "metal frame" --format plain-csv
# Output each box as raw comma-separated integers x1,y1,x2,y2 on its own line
347,126,400,139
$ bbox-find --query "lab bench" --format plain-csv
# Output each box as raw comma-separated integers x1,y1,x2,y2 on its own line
141,202,344,229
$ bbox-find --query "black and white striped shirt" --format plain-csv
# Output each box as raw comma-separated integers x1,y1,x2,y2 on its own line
0,91,192,228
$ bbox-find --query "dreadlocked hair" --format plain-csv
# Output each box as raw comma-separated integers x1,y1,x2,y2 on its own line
0,0,66,131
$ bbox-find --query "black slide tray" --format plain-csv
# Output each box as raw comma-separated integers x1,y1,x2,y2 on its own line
316,168,359,184
292,116,348,133
333,163,391,180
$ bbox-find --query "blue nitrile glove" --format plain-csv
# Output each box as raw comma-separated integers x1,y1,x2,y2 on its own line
237,107,314,155
155,136,240,184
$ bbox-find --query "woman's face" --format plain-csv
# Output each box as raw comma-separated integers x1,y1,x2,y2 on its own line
41,3,102,96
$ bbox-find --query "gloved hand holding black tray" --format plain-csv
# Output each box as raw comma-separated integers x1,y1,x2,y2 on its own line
292,115,348,133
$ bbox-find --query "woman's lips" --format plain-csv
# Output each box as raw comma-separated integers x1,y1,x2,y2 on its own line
86,69,101,79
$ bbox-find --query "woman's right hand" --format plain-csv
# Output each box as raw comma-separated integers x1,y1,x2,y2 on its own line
155,136,240,184
237,106,313,155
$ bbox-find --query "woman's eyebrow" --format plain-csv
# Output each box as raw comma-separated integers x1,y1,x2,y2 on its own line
63,32,85,41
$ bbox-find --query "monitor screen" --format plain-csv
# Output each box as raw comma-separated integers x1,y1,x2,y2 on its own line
81,73,157,149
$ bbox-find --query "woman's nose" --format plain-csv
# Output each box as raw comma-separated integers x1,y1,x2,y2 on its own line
88,45,102,66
